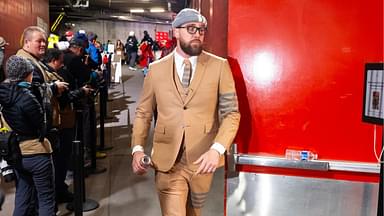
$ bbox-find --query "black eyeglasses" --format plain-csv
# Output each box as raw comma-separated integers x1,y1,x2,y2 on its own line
177,25,207,35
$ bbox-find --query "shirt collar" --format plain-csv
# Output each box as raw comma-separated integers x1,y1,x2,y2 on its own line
174,50,198,70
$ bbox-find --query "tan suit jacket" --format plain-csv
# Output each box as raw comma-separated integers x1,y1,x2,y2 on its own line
132,51,240,172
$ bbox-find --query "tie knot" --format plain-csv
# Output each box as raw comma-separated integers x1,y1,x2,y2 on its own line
183,58,191,66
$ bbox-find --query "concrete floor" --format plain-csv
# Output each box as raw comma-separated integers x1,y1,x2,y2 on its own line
1,64,225,216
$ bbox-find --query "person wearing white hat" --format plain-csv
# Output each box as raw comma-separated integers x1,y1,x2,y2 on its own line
131,8,240,215
125,31,139,69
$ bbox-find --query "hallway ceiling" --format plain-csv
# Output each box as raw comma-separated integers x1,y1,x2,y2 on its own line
49,0,188,24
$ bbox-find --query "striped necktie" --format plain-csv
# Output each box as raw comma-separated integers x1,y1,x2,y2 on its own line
182,59,192,88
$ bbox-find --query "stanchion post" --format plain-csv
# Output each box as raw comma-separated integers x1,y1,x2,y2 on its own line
99,85,106,150
89,101,107,174
122,77,125,96
108,54,112,88
72,140,83,216
67,109,99,213
90,103,97,170
98,81,113,151
72,109,84,215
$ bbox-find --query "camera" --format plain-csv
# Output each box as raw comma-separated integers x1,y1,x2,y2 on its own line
0,159,15,182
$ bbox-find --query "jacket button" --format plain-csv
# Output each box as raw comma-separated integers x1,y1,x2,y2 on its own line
183,106,187,110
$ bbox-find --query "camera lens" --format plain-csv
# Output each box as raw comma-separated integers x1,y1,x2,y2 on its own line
0,159,15,182
2,171,15,182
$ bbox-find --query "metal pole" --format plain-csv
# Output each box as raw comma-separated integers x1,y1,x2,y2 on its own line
122,79,125,96
98,81,113,151
72,109,84,216
72,140,83,216
378,137,383,216
99,85,106,150
67,110,99,213
89,104,97,170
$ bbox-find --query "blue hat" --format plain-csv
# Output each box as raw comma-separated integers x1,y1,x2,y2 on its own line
73,32,89,48
74,32,88,42
69,38,84,47
87,32,97,41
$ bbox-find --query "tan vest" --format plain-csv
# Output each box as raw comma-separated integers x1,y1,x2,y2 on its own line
173,63,190,102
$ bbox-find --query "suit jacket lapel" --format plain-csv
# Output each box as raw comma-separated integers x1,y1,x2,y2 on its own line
184,52,208,105
165,51,184,104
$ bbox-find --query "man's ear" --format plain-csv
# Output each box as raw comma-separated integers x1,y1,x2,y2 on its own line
173,28,180,39
23,38,29,47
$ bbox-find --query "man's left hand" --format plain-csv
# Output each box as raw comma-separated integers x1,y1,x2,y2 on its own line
55,81,69,94
193,149,220,175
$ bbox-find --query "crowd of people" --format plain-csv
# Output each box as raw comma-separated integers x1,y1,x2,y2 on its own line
61,29,175,75
116,30,176,74
0,26,104,215
0,26,176,215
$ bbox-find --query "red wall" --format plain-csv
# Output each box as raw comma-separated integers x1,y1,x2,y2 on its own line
0,0,49,58
228,0,383,181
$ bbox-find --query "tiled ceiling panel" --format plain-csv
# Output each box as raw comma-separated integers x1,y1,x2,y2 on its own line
49,0,187,23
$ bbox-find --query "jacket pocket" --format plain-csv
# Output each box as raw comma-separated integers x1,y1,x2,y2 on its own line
153,124,167,144
154,124,165,134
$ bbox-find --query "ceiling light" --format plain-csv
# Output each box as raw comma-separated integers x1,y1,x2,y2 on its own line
117,16,129,20
150,8,165,13
130,9,144,13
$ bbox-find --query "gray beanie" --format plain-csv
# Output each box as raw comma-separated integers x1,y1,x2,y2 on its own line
172,8,207,28
6,55,34,82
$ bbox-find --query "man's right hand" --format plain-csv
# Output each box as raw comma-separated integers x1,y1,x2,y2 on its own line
82,85,93,96
132,151,148,175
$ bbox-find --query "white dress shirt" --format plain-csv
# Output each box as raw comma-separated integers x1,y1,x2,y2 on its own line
174,50,198,83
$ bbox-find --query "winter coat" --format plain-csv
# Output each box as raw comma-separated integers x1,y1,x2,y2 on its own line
125,36,138,53
0,81,52,155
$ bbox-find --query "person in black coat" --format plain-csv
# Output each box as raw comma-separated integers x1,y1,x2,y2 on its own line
125,31,139,69
0,55,56,216
140,30,154,46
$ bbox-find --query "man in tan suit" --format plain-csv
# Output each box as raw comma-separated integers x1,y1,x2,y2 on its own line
131,8,240,216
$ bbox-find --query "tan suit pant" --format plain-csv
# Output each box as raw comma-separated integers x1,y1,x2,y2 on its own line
155,153,214,216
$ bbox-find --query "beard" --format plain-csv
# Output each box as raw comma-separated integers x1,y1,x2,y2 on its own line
180,39,203,56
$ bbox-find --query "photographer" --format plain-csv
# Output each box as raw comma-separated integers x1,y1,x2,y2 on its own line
0,55,55,215
42,48,74,204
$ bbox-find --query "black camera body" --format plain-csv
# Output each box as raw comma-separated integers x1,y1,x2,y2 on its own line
0,129,19,183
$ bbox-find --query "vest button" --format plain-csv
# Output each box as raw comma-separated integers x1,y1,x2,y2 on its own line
183,106,187,110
